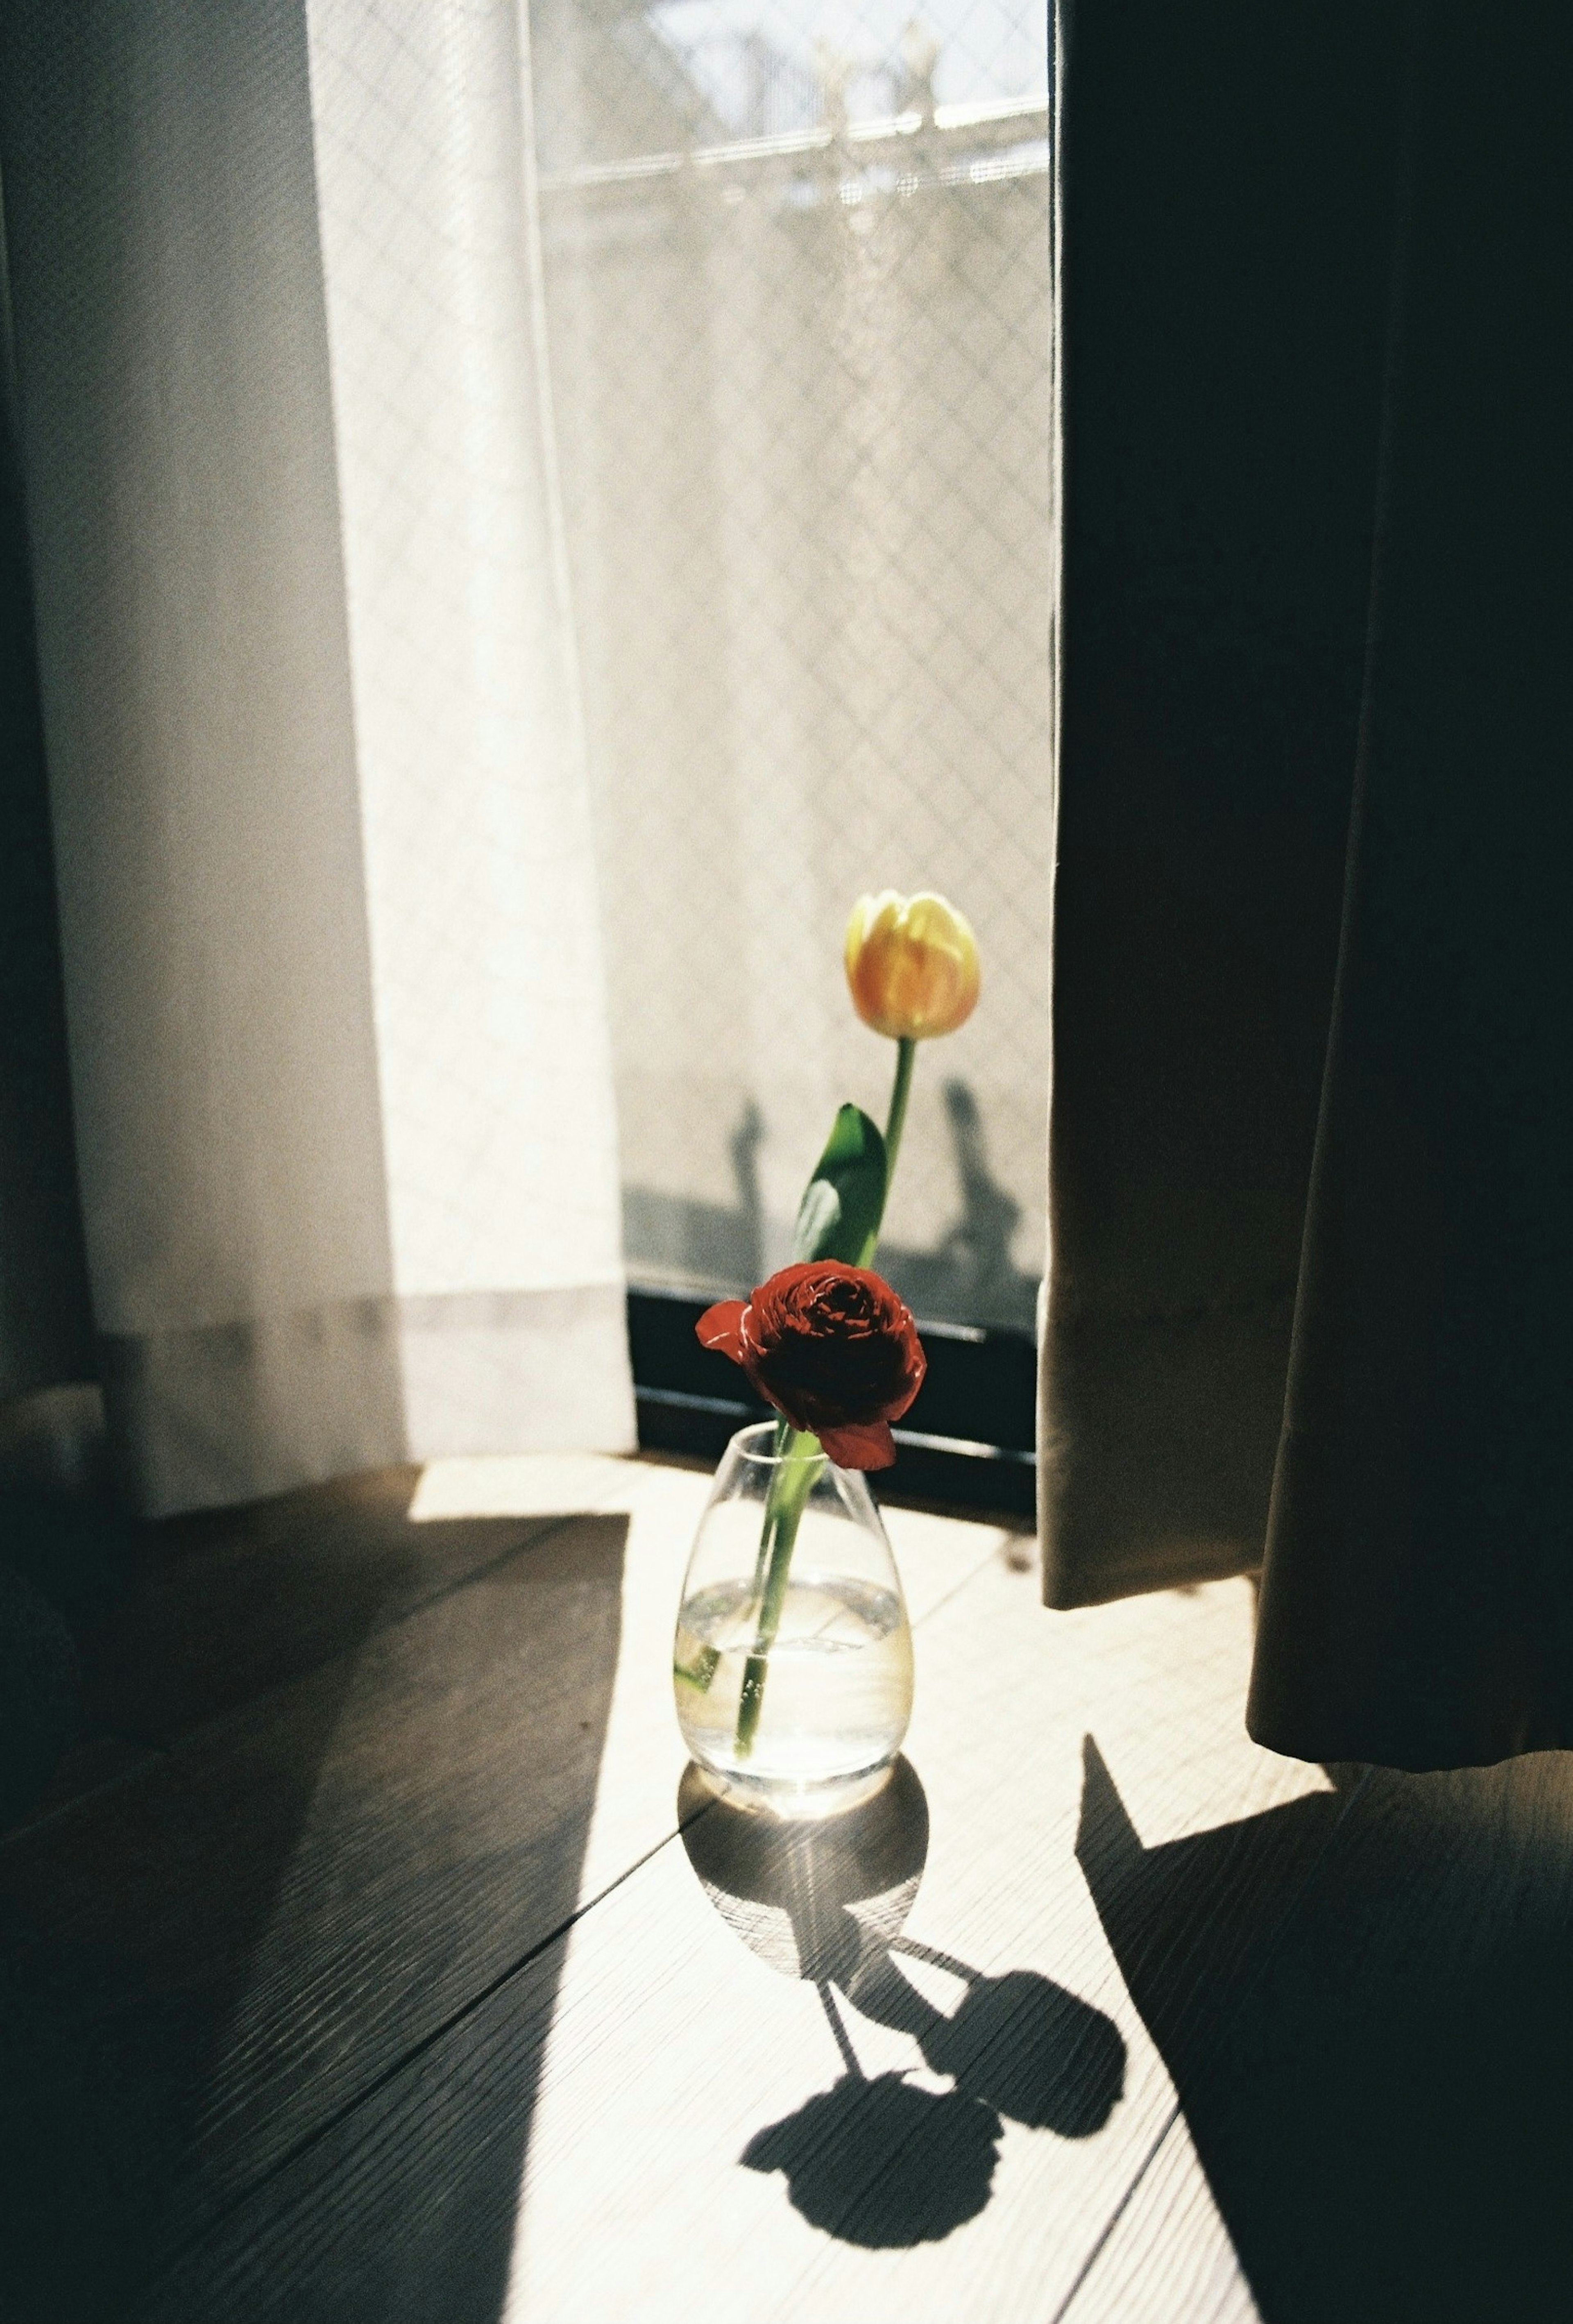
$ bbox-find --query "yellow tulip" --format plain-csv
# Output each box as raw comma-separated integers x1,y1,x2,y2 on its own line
844,890,980,1042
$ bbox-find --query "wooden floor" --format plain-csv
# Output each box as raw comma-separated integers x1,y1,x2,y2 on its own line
5,1452,1573,2323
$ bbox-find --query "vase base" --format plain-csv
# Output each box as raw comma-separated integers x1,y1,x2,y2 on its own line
688,1757,895,1821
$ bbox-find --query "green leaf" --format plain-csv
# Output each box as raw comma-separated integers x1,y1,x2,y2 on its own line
673,1644,721,1693
791,1103,888,1267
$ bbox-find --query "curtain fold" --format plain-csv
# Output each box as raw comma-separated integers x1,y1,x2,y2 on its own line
1042,0,1407,1605
0,0,633,1516
1249,3,1573,1770
1049,0,1573,1771
0,218,95,1406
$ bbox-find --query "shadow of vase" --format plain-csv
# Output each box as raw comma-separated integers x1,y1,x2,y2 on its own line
679,1757,1125,2248
678,1753,929,1987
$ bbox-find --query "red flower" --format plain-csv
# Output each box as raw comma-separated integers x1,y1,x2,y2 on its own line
696,1261,926,1470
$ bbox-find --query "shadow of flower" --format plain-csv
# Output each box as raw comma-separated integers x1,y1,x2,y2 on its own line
680,1756,1125,2248
853,1946,1125,2138
741,2071,1002,2247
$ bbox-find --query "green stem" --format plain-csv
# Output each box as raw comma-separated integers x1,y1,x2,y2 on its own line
736,1416,782,1606
857,1034,916,1268
735,1428,821,1758
883,1035,916,1196
735,1039,916,1758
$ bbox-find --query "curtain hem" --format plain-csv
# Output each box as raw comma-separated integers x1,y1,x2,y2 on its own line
1039,1296,1293,1607
100,1283,635,1519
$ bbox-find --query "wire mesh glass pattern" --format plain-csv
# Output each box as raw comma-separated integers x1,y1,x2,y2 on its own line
534,0,1052,1332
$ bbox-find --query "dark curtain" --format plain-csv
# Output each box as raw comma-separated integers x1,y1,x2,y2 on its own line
0,205,94,1404
1046,0,1573,1769
1249,7,1573,1768
1043,0,1407,1605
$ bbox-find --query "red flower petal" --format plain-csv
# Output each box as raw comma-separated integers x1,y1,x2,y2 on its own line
695,1300,749,1363
816,1418,897,1470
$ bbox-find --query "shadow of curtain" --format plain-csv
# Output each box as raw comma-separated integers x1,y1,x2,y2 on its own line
1077,1737,1573,2323
0,1488,628,2324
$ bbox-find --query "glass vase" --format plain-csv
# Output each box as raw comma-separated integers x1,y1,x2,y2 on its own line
673,1421,914,1817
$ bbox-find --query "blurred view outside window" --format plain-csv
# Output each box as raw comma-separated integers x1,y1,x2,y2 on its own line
533,0,1052,1334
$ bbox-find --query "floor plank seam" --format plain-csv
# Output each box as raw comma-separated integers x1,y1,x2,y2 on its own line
1045,2105,1184,2324
126,1523,1010,2299
5,1729,172,1847
1049,1764,1374,2323
299,1507,598,1675
2,1510,602,1857
904,1536,1022,1632
125,1805,716,2307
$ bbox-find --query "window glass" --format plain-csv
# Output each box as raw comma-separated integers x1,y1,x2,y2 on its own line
535,0,1051,1333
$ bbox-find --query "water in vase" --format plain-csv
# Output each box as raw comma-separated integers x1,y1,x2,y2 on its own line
675,1568,913,1803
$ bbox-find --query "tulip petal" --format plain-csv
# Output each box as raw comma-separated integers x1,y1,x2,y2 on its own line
817,1418,898,1470
842,885,979,1041
695,1300,749,1362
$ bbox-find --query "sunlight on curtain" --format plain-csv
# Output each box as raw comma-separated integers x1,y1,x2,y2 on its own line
304,0,633,1461
0,0,633,1513
533,0,1053,1333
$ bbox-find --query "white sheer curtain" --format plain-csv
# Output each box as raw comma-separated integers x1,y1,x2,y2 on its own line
0,0,632,1516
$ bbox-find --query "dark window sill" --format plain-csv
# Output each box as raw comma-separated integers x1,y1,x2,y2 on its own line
627,1286,1038,1523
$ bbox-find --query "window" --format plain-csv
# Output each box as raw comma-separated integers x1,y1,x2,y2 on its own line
535,0,1052,1500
